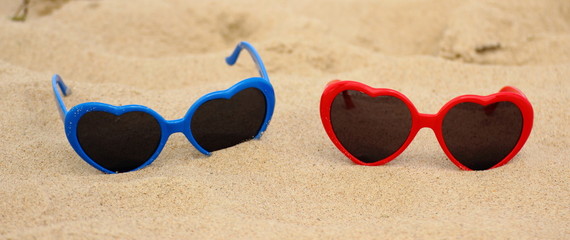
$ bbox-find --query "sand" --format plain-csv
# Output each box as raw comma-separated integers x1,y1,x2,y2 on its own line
0,0,569,239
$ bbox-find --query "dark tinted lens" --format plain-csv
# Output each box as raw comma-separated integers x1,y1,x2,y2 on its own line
442,102,523,170
77,111,162,173
330,90,412,163
191,88,266,152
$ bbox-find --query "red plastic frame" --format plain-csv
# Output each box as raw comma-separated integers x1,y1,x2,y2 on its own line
320,80,534,170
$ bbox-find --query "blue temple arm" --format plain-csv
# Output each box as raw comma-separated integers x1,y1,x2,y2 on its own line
225,41,269,81
52,74,71,121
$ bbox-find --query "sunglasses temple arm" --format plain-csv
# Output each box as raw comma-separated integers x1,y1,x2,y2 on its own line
51,74,70,122
225,41,270,82
482,86,530,116
499,86,528,99
325,80,355,109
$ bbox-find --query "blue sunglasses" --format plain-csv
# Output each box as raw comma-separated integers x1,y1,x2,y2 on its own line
52,42,275,173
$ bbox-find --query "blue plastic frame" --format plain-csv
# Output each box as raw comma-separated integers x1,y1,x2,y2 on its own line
52,42,275,173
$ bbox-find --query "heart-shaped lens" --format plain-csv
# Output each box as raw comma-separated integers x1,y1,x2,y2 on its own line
76,111,162,173
330,90,412,163
191,87,266,152
442,101,523,170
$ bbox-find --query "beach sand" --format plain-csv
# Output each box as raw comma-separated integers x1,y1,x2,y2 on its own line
0,0,569,239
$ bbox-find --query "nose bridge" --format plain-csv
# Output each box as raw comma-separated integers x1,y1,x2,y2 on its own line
164,118,187,135
417,113,439,129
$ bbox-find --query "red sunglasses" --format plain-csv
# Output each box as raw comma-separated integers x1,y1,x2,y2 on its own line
320,80,534,171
